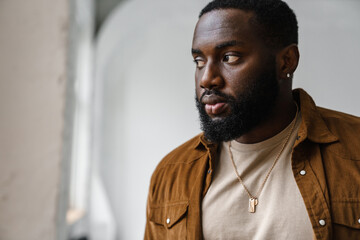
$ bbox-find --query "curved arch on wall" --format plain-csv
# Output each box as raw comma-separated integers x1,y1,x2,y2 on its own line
93,0,208,239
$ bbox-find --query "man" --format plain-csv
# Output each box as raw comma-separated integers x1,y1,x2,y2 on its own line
144,0,360,239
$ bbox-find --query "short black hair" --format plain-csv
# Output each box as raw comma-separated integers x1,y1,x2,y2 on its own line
199,0,298,49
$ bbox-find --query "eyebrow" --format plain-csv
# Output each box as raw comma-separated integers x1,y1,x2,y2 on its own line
191,48,202,55
215,40,244,49
191,40,245,55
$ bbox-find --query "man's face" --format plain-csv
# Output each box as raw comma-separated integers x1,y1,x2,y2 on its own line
192,9,279,142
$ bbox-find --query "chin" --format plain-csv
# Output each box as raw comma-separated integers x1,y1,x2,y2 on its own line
208,115,224,120
208,111,232,120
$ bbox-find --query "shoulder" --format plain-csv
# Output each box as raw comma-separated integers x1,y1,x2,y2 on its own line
318,107,360,160
318,107,360,124
149,133,210,191
147,133,211,203
318,107,360,136
153,133,208,172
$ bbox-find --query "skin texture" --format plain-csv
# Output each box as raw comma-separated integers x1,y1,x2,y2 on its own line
192,9,300,144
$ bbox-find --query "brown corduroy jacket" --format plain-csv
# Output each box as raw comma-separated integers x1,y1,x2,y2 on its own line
144,89,360,240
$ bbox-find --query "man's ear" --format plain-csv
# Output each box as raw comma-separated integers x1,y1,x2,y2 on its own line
276,44,300,80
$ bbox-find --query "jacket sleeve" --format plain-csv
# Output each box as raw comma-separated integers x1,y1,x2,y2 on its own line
144,176,154,240
144,174,164,240
144,196,152,240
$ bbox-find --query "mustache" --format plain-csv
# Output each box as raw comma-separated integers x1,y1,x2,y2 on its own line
199,89,235,104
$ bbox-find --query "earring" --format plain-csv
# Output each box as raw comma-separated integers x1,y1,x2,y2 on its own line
286,73,291,78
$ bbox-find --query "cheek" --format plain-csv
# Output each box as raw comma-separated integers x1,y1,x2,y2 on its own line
195,71,202,97
222,59,260,87
221,68,247,94
194,70,200,86
195,68,204,84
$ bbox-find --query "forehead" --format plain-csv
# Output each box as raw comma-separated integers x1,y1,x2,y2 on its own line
192,9,261,49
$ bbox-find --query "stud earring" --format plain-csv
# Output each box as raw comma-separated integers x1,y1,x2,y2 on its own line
286,73,291,78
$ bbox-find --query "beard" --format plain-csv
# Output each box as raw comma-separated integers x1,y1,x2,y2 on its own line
195,60,279,143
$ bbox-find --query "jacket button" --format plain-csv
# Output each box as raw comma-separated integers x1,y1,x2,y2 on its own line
319,219,326,226
300,170,306,176
166,218,170,224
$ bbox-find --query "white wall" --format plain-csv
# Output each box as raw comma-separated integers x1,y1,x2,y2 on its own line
0,1,69,240
95,0,360,239
291,0,360,115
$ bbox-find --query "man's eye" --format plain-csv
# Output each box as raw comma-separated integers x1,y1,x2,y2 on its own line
193,58,205,68
223,55,240,63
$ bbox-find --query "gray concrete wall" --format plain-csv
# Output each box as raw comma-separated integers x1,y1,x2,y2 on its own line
0,0,69,239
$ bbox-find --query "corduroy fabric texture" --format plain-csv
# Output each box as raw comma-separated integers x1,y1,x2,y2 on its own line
144,88,360,240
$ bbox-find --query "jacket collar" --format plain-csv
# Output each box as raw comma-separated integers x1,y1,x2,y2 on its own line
194,133,218,151
293,88,338,144
193,88,338,150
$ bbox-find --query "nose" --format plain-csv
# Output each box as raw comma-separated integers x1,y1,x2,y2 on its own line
199,62,224,90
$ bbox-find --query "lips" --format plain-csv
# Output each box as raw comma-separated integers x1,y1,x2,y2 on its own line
205,102,227,115
201,95,229,116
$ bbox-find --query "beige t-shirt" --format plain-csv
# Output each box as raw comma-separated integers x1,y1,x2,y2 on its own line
202,113,314,239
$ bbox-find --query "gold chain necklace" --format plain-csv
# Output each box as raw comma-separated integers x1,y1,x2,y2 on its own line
228,103,299,213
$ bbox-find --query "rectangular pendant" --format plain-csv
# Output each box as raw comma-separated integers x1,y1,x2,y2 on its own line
249,198,258,213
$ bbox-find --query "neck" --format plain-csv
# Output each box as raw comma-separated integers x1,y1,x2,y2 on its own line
235,92,297,144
